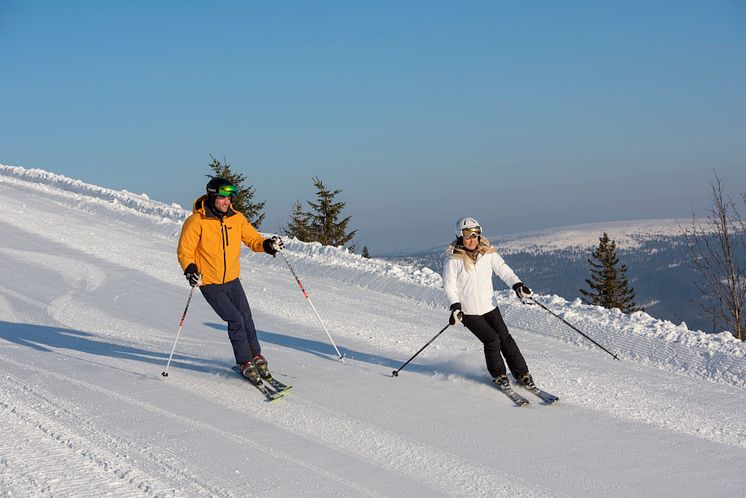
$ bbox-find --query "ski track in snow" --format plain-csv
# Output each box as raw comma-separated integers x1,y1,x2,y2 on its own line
2,357,397,497
1,164,745,497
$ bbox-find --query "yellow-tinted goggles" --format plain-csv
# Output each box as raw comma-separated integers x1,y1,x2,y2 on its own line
462,227,481,239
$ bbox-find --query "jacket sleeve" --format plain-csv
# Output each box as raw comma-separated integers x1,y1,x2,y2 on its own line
490,252,521,289
177,215,201,271
240,214,267,252
443,257,461,306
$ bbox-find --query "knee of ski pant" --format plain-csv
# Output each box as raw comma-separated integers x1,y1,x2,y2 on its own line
482,337,501,351
225,315,246,333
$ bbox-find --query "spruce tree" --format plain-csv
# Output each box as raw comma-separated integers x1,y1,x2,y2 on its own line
362,246,370,258
580,232,642,313
283,200,312,242
305,177,357,247
207,155,266,229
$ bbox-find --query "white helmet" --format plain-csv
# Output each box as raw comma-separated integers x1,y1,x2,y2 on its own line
454,216,481,238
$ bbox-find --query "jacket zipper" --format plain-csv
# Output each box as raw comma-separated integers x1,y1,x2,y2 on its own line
221,221,228,283
474,254,483,313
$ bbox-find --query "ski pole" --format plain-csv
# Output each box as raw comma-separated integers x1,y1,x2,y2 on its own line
279,252,346,363
529,297,620,360
162,285,198,378
391,324,450,377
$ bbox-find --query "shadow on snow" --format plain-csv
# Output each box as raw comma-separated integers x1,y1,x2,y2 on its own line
0,320,215,374
203,321,467,379
0,319,473,382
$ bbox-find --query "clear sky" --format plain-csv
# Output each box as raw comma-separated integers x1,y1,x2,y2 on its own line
1,1,744,253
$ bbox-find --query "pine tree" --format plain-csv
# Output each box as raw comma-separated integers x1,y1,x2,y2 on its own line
362,246,370,258
305,177,357,247
580,232,642,313
282,200,312,242
207,155,266,228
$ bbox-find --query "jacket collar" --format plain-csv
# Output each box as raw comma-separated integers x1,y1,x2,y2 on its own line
193,195,237,220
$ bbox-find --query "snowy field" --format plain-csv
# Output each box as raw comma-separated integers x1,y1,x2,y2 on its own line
0,164,744,497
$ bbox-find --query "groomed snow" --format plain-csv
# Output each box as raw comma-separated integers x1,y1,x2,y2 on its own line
1,163,743,497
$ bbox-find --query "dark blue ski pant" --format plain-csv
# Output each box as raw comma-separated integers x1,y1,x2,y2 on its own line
200,278,260,365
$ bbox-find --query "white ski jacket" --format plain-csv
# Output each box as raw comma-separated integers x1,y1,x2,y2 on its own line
443,238,521,316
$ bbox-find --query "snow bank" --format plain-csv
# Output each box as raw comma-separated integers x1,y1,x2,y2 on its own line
0,164,189,239
500,294,745,387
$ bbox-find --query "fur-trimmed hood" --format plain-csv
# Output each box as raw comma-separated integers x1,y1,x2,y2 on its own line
446,237,496,271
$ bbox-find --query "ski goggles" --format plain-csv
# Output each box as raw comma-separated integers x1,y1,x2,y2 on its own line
462,227,481,239
217,184,238,198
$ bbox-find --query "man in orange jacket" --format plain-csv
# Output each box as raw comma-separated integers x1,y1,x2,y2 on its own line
177,177,283,382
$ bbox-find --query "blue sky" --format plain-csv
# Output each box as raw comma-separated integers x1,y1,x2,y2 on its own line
1,1,744,253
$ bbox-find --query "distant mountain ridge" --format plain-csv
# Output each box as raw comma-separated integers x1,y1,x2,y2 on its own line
488,219,696,252
387,220,731,335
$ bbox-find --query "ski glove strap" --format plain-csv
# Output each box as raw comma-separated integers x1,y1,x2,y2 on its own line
449,302,464,325
184,263,201,287
512,282,532,300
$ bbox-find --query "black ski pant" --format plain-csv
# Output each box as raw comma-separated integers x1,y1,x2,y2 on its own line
200,278,260,365
462,306,528,379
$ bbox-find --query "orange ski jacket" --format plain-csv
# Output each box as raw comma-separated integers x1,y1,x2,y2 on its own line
177,195,266,285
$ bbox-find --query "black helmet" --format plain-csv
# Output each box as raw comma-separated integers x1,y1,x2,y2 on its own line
206,177,237,198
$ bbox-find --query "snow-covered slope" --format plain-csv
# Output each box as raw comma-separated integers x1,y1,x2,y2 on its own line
490,219,696,253
1,163,743,497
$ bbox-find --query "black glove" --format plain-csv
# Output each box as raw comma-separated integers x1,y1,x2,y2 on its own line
512,282,532,300
263,235,284,256
449,302,463,325
184,263,201,287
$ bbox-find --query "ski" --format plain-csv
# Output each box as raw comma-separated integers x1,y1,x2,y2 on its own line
492,382,530,407
262,374,292,393
520,386,559,405
232,366,284,402
254,356,292,393
511,377,559,404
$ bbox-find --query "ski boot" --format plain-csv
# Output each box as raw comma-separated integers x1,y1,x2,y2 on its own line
517,372,536,389
239,360,261,384
253,354,271,380
493,374,511,391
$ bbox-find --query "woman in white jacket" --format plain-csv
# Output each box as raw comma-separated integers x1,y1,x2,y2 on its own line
443,217,536,391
